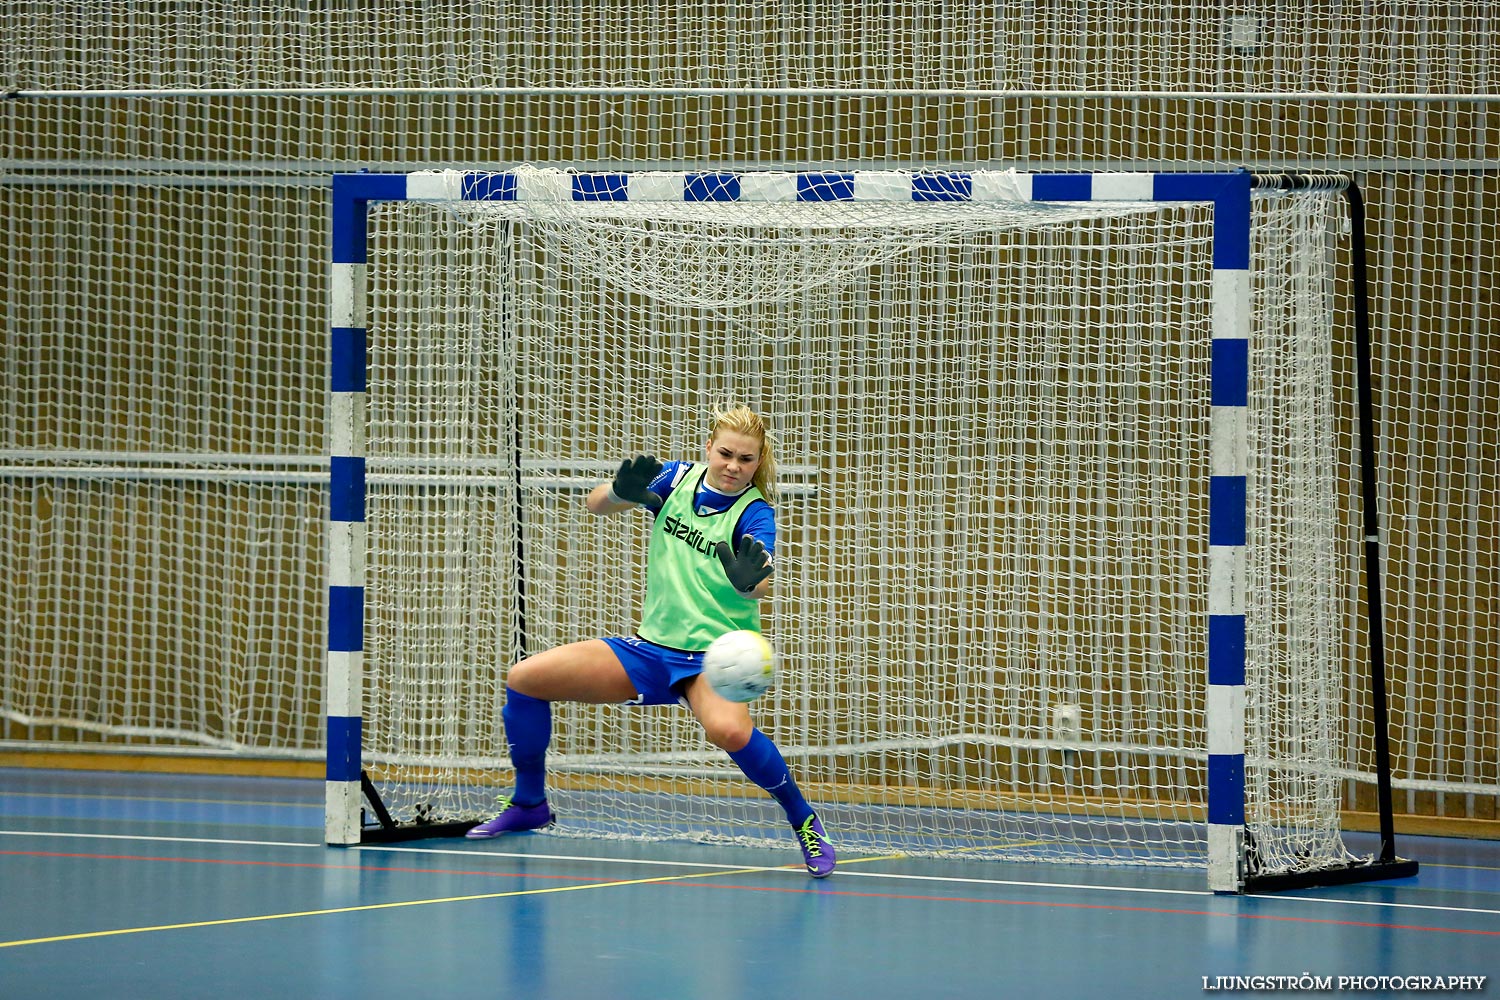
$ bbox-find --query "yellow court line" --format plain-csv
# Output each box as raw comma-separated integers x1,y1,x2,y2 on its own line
0,863,777,950
949,840,1053,853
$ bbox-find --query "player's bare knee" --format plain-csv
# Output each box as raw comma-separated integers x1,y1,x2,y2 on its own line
505,659,541,695
701,716,753,752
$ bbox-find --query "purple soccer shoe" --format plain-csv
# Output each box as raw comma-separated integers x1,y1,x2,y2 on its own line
795,814,836,878
465,797,556,839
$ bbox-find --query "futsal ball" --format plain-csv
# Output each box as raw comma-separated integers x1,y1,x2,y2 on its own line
703,629,777,703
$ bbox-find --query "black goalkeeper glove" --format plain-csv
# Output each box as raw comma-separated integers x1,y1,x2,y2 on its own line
608,455,664,506
715,535,773,597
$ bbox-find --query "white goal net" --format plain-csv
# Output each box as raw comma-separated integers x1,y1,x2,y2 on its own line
354,170,1357,879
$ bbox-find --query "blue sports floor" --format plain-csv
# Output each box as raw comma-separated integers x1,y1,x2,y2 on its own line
0,767,1495,999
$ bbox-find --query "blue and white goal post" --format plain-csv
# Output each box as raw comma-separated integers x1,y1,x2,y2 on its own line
322,167,1393,894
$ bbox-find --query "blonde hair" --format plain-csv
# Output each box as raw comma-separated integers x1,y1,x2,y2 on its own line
711,404,777,503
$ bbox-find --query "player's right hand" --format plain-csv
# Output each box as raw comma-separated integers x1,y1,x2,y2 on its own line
610,455,664,506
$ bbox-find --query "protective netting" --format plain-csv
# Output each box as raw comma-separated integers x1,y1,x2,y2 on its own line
2,4,1493,844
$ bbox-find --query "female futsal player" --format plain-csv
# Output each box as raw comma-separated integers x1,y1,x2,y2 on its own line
466,405,836,878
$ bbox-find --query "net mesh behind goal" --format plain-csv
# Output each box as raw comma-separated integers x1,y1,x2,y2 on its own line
357,173,1356,875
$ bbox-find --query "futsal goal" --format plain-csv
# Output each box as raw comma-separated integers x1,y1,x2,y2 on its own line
326,166,1415,893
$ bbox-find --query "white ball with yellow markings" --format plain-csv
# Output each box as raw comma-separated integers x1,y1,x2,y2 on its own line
703,630,777,703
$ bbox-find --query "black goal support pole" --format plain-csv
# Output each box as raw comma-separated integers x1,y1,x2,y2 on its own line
1246,172,1418,891
1345,179,1404,869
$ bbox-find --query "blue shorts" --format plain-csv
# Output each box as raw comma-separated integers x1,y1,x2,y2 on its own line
602,636,705,707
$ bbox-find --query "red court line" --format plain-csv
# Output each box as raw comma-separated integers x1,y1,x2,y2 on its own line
6,848,1496,938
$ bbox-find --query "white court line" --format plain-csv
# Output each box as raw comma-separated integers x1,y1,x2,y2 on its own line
360,843,1216,898
0,789,321,808
356,843,779,872
0,830,319,850
5,829,1497,919
1244,893,1500,918
829,868,1500,918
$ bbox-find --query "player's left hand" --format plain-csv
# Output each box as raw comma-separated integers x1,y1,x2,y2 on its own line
715,535,772,596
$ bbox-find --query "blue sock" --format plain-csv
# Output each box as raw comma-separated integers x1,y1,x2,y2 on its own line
728,728,814,827
501,688,551,807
